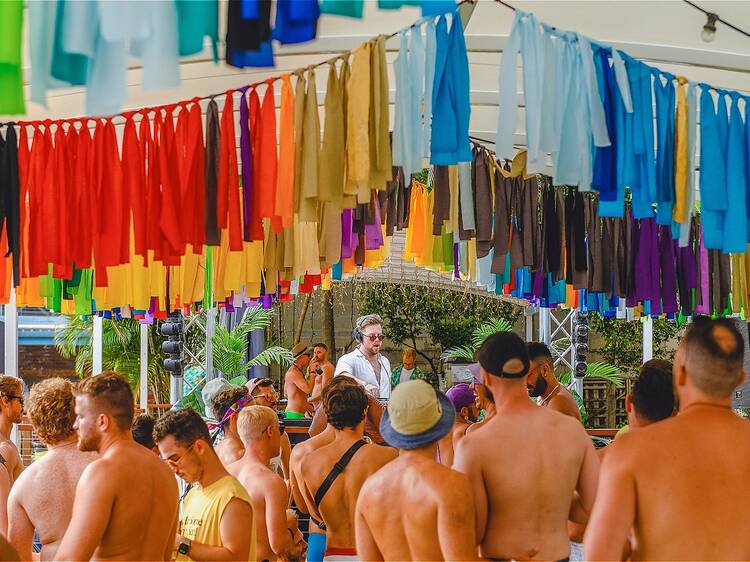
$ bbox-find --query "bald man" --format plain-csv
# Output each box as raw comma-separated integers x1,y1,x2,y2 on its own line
586,317,750,561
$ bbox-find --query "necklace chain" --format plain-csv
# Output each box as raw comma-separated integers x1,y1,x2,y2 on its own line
540,382,560,405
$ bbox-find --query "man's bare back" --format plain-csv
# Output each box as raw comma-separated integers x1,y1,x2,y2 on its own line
228,459,290,561
299,438,397,549
55,441,179,561
216,434,244,467
8,443,96,560
455,407,598,561
357,453,477,561
545,387,581,421
588,406,750,561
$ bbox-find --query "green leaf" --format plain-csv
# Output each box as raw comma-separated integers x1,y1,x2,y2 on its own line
471,318,513,348
441,345,476,362
247,346,294,369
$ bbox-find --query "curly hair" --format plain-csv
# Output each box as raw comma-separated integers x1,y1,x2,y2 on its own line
76,372,134,431
153,408,212,448
211,386,248,420
323,380,368,430
0,375,23,400
132,413,156,449
27,378,76,445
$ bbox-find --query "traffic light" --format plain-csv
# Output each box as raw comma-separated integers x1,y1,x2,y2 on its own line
573,311,589,379
161,312,184,377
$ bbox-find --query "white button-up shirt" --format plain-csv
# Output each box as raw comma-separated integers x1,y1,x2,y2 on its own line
334,348,392,399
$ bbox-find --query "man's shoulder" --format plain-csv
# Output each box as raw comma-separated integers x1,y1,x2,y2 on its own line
363,442,398,463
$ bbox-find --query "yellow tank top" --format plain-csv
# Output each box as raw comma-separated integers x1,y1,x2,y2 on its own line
178,475,256,561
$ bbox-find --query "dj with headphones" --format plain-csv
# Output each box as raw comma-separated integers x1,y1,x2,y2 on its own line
334,314,392,400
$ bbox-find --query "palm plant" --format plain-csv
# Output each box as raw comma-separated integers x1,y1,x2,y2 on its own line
211,305,293,379
441,317,514,362
55,316,170,404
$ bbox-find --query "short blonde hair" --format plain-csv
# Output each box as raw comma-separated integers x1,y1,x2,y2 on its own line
28,378,76,445
237,406,278,445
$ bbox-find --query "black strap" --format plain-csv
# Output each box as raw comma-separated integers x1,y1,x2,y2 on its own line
313,439,367,511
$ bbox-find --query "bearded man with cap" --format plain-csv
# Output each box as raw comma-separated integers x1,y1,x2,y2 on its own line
355,380,478,561
283,343,314,420
453,332,599,562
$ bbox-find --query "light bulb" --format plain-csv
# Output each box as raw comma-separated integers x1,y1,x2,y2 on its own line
702,13,718,42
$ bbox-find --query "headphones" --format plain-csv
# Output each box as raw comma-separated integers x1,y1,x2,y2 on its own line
353,314,383,344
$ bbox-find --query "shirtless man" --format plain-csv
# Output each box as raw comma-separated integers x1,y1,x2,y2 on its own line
309,343,335,408
568,361,675,560
357,380,477,561
586,317,750,561
308,387,386,445
229,406,305,562
291,378,363,562
132,413,159,453
526,342,581,421
211,384,252,466
466,365,496,435
246,378,292,481
0,375,25,482
298,381,397,560
284,343,314,419
8,378,97,561
155,408,255,561
454,333,599,561
54,371,179,561
437,383,479,466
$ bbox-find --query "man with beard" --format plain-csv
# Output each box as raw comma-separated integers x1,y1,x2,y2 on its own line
298,382,397,560
454,333,599,561
0,375,25,482
335,315,391,399
210,385,252,466
8,378,97,560
526,343,581,421
586,318,750,561
55,372,179,561
356,380,477,561
466,364,495,435
229,406,304,561
156,408,255,561
309,343,335,409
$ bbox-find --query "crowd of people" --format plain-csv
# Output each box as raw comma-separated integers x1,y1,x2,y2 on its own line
0,315,746,561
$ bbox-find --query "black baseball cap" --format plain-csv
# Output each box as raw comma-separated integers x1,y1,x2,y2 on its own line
476,332,530,378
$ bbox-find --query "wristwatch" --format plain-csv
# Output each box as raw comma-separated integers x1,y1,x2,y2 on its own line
178,537,192,556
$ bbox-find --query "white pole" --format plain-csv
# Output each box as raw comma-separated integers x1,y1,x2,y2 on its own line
140,323,149,412
642,316,654,363
525,308,534,342
92,316,103,375
539,308,551,345
4,288,18,377
5,288,19,449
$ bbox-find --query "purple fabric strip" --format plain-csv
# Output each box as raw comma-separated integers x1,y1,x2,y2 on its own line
364,195,384,250
695,224,710,314
239,87,253,242
453,243,459,278
659,225,678,313
341,209,354,259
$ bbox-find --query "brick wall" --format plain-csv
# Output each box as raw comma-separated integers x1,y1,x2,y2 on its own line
19,345,76,386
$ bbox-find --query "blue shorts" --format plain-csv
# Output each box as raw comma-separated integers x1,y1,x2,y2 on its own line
307,532,327,562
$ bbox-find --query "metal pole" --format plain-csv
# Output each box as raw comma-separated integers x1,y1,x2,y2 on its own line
642,316,654,362
170,376,184,407
205,307,216,380
4,289,18,377
539,307,551,345
140,323,149,412
525,307,534,342
92,316,103,375
5,289,19,449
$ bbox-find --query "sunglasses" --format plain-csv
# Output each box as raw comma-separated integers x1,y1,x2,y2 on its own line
164,442,195,469
3,394,23,406
364,334,386,342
